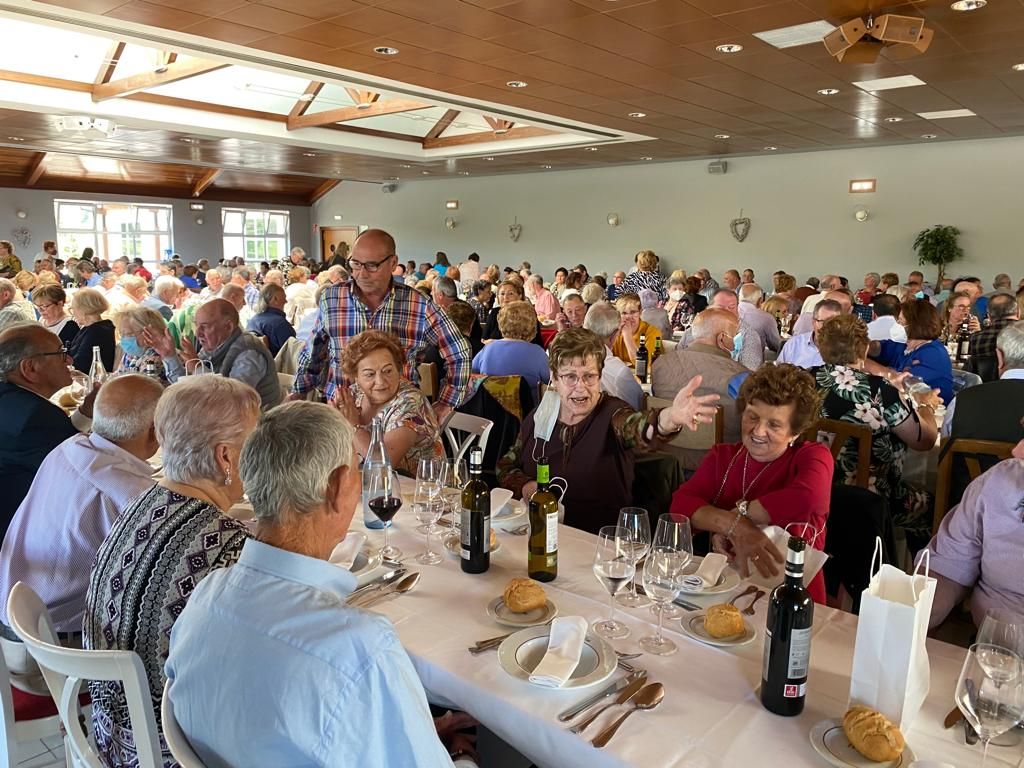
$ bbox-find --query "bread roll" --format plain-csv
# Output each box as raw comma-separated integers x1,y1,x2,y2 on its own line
503,578,546,613
58,391,77,409
843,706,905,762
703,604,745,639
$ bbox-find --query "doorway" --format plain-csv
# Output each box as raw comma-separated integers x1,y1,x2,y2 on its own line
320,226,358,265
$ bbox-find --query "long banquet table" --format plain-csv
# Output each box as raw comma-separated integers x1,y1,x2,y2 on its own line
327,480,1021,768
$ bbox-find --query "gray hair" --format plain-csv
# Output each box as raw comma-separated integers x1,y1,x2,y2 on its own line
583,301,620,340
241,401,355,523
232,266,251,282
814,299,843,319
120,274,147,295
153,275,182,303
988,292,1018,321
865,272,880,285
997,320,1024,369
155,376,261,484
434,276,458,299
885,285,911,302
581,283,606,305
256,283,285,314
472,279,491,297
0,278,15,299
0,325,53,381
527,274,544,287
92,374,164,442
739,283,763,304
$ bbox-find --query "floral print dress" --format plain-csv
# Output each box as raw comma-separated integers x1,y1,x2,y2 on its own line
352,380,445,475
810,364,931,544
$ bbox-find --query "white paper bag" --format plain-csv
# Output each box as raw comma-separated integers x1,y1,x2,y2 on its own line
849,539,936,732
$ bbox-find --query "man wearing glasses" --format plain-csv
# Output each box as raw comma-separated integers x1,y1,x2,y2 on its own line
0,325,95,541
291,229,472,421
776,299,843,369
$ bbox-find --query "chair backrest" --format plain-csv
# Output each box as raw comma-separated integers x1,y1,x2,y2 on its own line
6,582,163,768
932,438,1016,532
273,336,304,374
661,339,678,353
418,362,439,402
161,681,206,768
803,418,872,489
648,397,723,450
952,369,983,393
0,642,63,768
444,412,494,463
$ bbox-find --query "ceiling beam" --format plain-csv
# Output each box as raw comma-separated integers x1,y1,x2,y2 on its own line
425,109,459,141
289,81,323,119
92,58,229,102
192,168,222,197
94,41,125,87
483,116,515,134
422,125,554,150
24,152,47,186
308,178,340,205
344,88,380,108
287,98,432,130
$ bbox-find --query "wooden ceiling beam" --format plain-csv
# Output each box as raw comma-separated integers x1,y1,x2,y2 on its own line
92,58,229,102
425,109,459,141
308,178,340,205
344,88,380,108
423,125,553,150
289,81,324,119
94,41,125,87
287,98,431,130
192,168,222,197
24,152,47,186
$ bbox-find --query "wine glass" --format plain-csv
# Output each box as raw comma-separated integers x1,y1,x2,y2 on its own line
366,467,402,560
414,458,447,535
978,610,1024,657
413,501,444,565
67,370,90,406
442,458,468,528
649,514,694,621
592,525,634,640
955,643,1024,766
639,546,687,655
616,507,651,608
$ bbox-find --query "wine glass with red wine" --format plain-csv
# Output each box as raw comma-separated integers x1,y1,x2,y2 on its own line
367,467,403,560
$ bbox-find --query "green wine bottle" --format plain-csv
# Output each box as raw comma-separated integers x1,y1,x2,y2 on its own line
460,447,490,574
528,461,558,582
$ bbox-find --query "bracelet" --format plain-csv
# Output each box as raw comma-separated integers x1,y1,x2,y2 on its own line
653,410,683,438
724,500,750,540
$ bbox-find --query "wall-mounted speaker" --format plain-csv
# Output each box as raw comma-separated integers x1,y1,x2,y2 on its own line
707,160,728,175
381,182,398,193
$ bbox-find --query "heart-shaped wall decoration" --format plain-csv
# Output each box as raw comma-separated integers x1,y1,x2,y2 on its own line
508,222,522,242
730,217,751,243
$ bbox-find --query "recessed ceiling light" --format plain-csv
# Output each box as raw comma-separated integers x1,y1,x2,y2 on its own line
400,164,412,168
302,152,316,157
715,44,744,54
373,46,400,55
7,136,24,141
421,171,431,175
921,133,937,139
541,164,552,169
1013,63,1024,71
852,75,926,92
181,137,199,144
951,0,985,10
763,145,778,151
753,20,836,49
640,156,653,161
714,133,731,139
884,117,904,123
917,109,976,119
505,80,528,88
458,171,470,175
484,156,495,161
387,176,399,180
817,88,840,95
584,146,599,151
297,93,315,102
627,111,646,118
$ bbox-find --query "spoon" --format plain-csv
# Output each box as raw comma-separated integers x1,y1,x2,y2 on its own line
729,585,758,606
590,683,665,748
360,572,420,608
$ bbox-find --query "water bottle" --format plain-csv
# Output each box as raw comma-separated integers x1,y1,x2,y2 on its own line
87,345,107,393
361,415,389,530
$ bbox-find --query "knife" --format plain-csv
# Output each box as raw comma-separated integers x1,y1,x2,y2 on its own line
964,678,980,745
568,675,648,735
943,704,963,729
346,568,405,605
558,670,645,723
634,582,700,611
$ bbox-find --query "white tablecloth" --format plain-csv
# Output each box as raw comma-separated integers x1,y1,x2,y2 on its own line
354,480,1021,768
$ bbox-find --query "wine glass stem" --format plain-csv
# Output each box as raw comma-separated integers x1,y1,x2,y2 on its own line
655,600,665,643
630,567,638,599
981,738,990,768
383,523,389,552
607,591,617,625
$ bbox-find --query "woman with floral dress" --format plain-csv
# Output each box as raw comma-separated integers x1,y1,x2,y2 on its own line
810,314,941,548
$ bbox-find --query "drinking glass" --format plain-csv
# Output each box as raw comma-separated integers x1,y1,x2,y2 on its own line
955,643,1024,766
649,514,693,620
414,458,447,535
639,546,687,655
592,525,634,640
978,611,1024,657
442,459,468,527
616,507,651,608
366,468,403,560
67,371,90,406
413,501,444,565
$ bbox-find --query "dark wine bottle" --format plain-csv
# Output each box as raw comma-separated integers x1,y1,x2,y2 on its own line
528,461,558,582
635,334,649,383
761,535,813,716
460,447,490,574
955,320,971,364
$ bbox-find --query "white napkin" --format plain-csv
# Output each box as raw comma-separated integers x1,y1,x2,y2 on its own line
490,488,514,516
749,525,827,590
329,532,367,570
681,553,728,590
528,616,588,688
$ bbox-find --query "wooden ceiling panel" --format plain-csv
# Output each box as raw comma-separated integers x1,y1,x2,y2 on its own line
104,1,208,31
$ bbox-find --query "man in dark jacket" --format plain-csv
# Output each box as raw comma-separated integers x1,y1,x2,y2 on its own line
247,284,296,357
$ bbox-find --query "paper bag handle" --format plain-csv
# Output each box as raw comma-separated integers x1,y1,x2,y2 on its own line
911,549,930,601
868,536,883,580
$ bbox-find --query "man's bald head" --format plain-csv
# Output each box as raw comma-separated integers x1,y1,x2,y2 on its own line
353,228,397,256
824,289,854,314
93,374,164,444
219,283,246,312
691,308,739,346
196,298,238,326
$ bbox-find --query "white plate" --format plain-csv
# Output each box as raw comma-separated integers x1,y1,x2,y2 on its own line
809,719,916,768
443,533,501,557
679,611,756,647
487,596,558,628
497,625,616,689
676,556,742,595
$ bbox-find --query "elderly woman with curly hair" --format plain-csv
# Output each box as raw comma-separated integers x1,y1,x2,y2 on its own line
472,300,550,392
330,329,444,474
670,364,834,603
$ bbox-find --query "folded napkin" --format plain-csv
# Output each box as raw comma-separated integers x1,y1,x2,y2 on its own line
528,616,588,688
329,532,367,570
681,553,728,591
749,525,828,590
490,488,514,516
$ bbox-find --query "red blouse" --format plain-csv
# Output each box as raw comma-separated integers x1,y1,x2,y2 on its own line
671,441,834,603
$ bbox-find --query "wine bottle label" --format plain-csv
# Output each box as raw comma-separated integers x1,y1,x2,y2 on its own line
537,464,550,484
459,508,489,558
783,682,807,699
787,627,811,679
545,512,558,554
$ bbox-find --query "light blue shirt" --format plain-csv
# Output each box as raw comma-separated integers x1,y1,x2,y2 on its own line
165,539,453,768
776,331,824,368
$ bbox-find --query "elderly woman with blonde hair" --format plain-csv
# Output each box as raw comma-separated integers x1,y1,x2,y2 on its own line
84,375,260,767
611,292,662,366
31,283,78,345
472,300,550,392
621,249,667,302
68,287,115,373
114,304,169,381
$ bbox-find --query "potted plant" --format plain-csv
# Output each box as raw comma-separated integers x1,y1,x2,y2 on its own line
912,224,964,286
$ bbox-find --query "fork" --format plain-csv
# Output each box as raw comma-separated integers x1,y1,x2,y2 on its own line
729,585,758,606
507,524,529,536
742,590,766,616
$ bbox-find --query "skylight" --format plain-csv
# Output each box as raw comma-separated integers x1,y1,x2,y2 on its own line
852,75,927,91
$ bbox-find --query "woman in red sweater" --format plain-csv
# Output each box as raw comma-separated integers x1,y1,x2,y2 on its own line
671,364,834,603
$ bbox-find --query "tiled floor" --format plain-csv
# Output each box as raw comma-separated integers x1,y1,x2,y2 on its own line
12,735,65,768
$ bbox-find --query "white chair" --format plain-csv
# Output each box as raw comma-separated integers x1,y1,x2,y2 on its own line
444,413,493,463
0,644,62,768
6,582,163,768
160,681,206,768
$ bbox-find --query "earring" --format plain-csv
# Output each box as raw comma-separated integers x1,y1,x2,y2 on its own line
224,470,232,486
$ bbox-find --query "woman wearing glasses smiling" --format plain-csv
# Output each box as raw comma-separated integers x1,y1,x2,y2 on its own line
497,328,718,534
32,284,79,346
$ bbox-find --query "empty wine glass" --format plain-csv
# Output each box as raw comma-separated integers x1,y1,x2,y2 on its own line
366,467,402,560
649,514,693,621
639,546,688,655
955,643,1024,766
413,501,444,565
67,371,89,406
414,458,447,535
616,507,651,608
978,610,1024,657
592,525,634,640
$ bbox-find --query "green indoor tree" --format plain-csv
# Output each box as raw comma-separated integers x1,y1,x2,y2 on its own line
913,224,964,286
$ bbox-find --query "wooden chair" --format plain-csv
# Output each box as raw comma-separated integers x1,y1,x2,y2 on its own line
803,418,873,489
932,438,1016,532
417,362,438,402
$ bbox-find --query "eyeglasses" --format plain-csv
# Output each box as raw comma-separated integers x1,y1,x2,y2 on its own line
30,345,68,360
34,302,57,311
557,372,600,387
347,256,394,274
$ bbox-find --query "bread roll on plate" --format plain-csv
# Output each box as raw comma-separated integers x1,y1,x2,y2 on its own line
843,706,905,762
503,578,546,614
703,604,744,639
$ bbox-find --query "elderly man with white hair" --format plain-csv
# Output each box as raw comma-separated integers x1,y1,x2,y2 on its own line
143,274,180,320
0,374,161,639
0,278,36,331
527,274,560,321
231,265,260,309
166,401,465,766
737,283,781,363
200,266,226,299
431,275,459,310
583,301,643,410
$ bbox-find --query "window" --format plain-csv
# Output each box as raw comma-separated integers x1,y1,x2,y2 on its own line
54,200,173,266
222,208,290,264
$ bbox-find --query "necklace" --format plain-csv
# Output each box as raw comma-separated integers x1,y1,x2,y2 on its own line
711,447,781,506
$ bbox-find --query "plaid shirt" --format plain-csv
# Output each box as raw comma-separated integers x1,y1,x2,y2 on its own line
970,317,1015,361
293,281,472,408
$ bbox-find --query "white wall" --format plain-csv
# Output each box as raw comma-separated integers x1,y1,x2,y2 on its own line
313,135,1024,286
0,187,311,264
